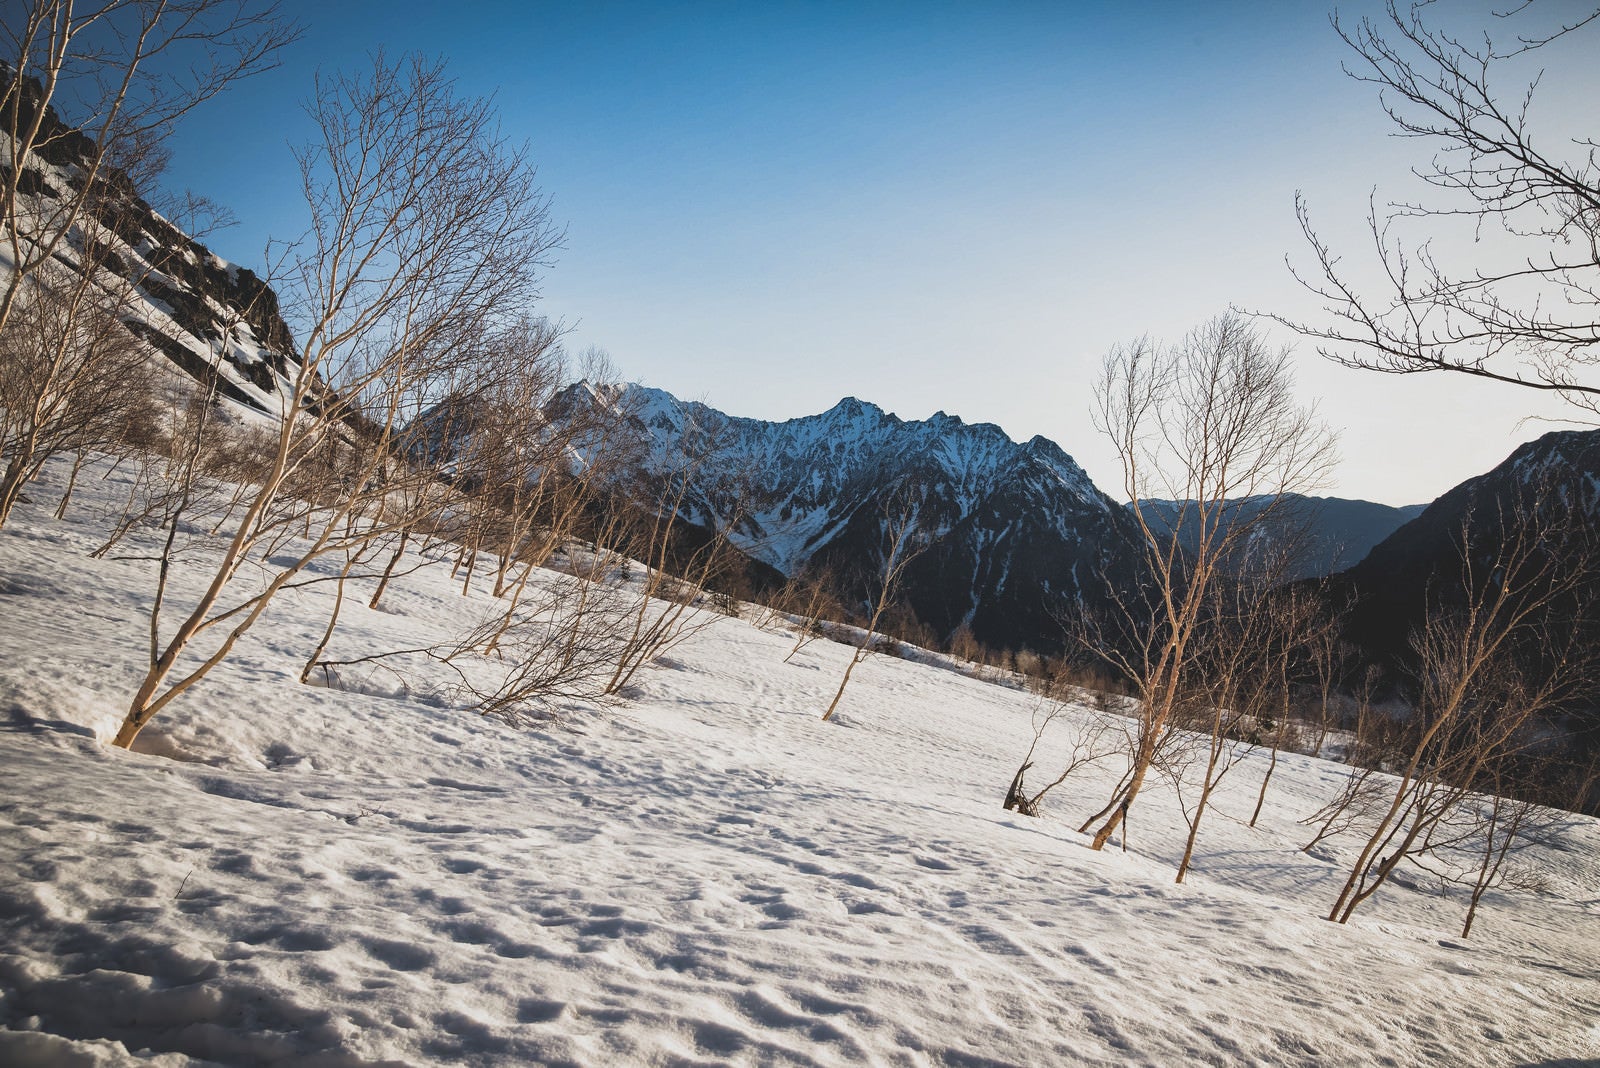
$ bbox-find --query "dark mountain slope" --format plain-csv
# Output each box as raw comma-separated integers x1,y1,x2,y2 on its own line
1332,428,1600,662
1136,496,1428,581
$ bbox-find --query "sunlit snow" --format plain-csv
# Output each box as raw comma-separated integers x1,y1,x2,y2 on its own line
1,454,1597,1066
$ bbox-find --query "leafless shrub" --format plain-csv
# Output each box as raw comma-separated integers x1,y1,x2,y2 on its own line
445,572,635,724
1003,694,1118,818
600,465,746,700
779,565,842,664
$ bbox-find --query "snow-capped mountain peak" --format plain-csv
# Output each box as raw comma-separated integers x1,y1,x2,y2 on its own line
582,384,1144,651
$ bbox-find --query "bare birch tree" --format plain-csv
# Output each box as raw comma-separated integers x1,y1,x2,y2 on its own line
1084,312,1336,852
1247,580,1343,828
822,487,930,722
0,228,155,524
1170,569,1282,882
1300,665,1395,856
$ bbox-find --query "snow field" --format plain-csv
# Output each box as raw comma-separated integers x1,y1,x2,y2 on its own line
1,453,1598,1066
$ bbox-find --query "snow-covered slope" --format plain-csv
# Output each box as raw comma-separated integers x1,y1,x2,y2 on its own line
570,384,1145,653
1,74,300,416
2,453,1597,1066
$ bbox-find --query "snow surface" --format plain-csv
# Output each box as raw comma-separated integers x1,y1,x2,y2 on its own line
2,454,1599,1067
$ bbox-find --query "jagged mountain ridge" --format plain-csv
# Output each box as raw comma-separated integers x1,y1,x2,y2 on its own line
616,386,1113,564
584,384,1147,653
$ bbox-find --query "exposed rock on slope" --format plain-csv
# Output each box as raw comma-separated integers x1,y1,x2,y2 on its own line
1,73,299,412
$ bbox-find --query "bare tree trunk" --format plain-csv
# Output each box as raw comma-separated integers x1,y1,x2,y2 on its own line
0,454,30,527
1002,762,1035,815
1090,756,1150,851
821,650,866,722
302,551,361,683
1248,749,1280,829
1079,762,1135,834
1175,774,1220,883
52,447,90,520
369,529,411,609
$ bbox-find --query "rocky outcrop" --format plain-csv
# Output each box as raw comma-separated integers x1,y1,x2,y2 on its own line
2,71,299,412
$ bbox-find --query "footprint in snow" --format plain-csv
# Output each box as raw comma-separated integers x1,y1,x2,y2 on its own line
425,776,506,795
361,936,435,971
516,998,569,1023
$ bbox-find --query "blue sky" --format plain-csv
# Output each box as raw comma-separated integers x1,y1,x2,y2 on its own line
159,1,1597,505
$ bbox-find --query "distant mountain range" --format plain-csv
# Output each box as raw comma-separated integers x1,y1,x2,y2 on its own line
558,385,1440,653
1136,497,1428,582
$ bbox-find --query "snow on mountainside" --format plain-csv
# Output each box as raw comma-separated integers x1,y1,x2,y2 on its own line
2,453,1599,1066
610,385,1110,573
577,384,1145,653
1,73,300,415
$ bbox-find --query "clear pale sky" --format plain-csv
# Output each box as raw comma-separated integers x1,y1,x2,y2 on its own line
158,0,1600,507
